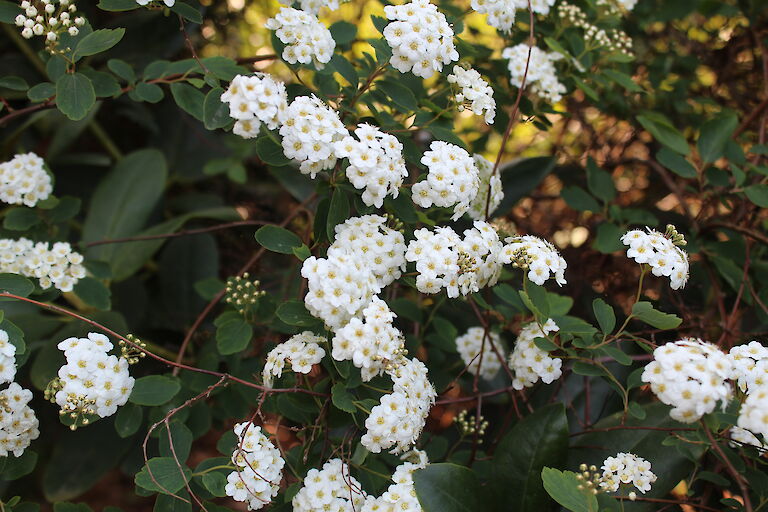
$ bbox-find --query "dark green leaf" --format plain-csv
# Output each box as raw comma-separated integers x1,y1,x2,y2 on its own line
585,158,615,203
414,464,481,512
114,402,143,438
326,188,350,241
27,82,55,102
602,69,642,92
135,82,164,103
170,2,202,23
562,186,600,212
744,184,768,207
203,87,230,130
73,28,125,59
329,21,357,45
631,301,682,330
3,207,39,230
636,113,689,155
656,148,697,178
331,382,356,413
541,468,597,512
276,300,320,327
80,69,121,98
0,274,34,297
73,277,111,310
135,457,191,494
255,225,302,254
170,82,205,121
56,73,96,121
592,298,616,334
97,0,139,11
216,317,253,355
698,112,738,163
377,80,418,112
255,136,291,166
159,422,193,463
108,59,136,82
0,76,28,91
130,375,181,406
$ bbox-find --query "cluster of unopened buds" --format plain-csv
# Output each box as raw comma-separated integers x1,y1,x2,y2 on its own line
576,464,609,497
454,410,489,439
664,224,687,246
457,251,478,275
120,334,147,365
15,0,85,53
225,273,266,315
557,2,633,57
44,378,96,431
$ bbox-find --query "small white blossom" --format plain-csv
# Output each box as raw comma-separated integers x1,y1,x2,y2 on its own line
221,73,288,139
599,453,657,494
499,235,567,286
362,451,428,512
729,341,768,393
447,66,496,124
225,422,285,510
262,332,326,387
621,227,689,290
266,7,335,69
502,44,566,104
412,141,480,220
292,458,367,512
0,237,86,292
0,382,40,457
0,330,16,386
0,152,53,207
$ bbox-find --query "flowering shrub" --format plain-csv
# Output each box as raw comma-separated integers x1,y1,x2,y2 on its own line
0,0,766,511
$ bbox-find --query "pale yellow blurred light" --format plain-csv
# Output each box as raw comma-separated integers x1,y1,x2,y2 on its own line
570,226,589,248
236,206,249,220
553,230,570,249
228,0,244,10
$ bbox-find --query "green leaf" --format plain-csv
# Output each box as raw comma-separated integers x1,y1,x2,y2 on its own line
698,112,738,163
73,277,111,310
53,503,93,512
592,298,616,334
534,336,559,352
203,87,230,130
602,69,643,92
134,82,164,103
328,54,358,86
0,0,21,23
561,186,600,212
413,464,481,512
276,300,320,327
541,468,598,512
201,472,228,497
744,184,768,207
3,207,39,230
73,28,125,60
55,73,96,121
159,422,193,463
135,457,192,494
0,449,37,480
130,375,181,406
114,402,143,438
292,244,311,261
572,361,607,377
330,21,357,45
631,301,682,330
377,80,418,112
170,2,203,23
254,225,302,254
255,136,291,166
27,82,55,102
592,223,624,254
0,274,34,297
170,82,205,121
0,76,28,91
108,59,136,82
331,382,356,413
601,345,632,366
80,69,121,98
585,158,615,203
216,317,253,355
326,188,350,241
636,113,689,155
656,148,697,178
97,0,139,11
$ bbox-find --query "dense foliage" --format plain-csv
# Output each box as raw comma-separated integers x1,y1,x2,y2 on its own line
0,0,767,511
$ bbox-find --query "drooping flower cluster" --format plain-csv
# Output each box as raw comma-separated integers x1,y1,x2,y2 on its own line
382,0,459,79
278,0,345,15
0,238,86,292
455,327,504,380
500,235,567,286
362,358,436,453
362,451,429,512
0,152,53,207
220,74,288,139
0,330,16,385
278,95,347,177
447,66,496,124
729,341,768,393
641,338,732,423
621,226,689,290
599,453,657,494
508,319,561,389
737,387,768,444
334,124,408,208
266,8,335,69
225,423,285,510
262,332,326,388
14,0,85,52
405,221,502,298
412,141,480,220
0,382,39,457
333,297,407,381
502,44,566,104
292,458,366,511
468,154,503,220
50,333,135,422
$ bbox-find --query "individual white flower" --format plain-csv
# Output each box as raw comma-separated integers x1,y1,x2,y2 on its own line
599,453,657,494
136,0,175,6
0,330,16,386
382,0,459,79
0,152,53,207
468,154,504,220
502,44,566,104
0,237,86,292
278,95,346,177
361,358,436,454
262,331,326,387
0,382,40,457
411,141,480,220
499,234,567,286
620,226,689,290
225,422,285,510
361,450,429,512
641,338,732,423
53,333,135,420
277,0,347,14
729,341,768,393
455,327,504,380
292,458,367,512
266,7,335,69
471,0,555,32
447,66,496,124
729,425,767,450
508,319,561,389
334,124,408,208
220,74,288,138
737,386,768,443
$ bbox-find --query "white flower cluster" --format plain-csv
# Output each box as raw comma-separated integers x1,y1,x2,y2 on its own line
225,423,285,510
455,327,504,380
502,44,566,104
262,331,326,388
220,74,288,139
729,341,768,393
333,297,406,381
334,124,408,208
621,227,689,290
279,95,346,177
405,221,502,298
136,0,174,7
412,141,480,221
266,7,335,69
447,66,496,124
599,453,657,494
278,0,345,15
738,387,768,442
508,319,561,390
292,458,366,512
468,154,504,220
362,451,429,512
499,235,567,286
382,0,459,79
0,382,39,457
641,338,732,423
14,0,85,48
54,333,134,419
0,152,53,207
471,0,556,31
362,357,436,453
0,330,16,385
0,238,86,292
730,425,767,450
